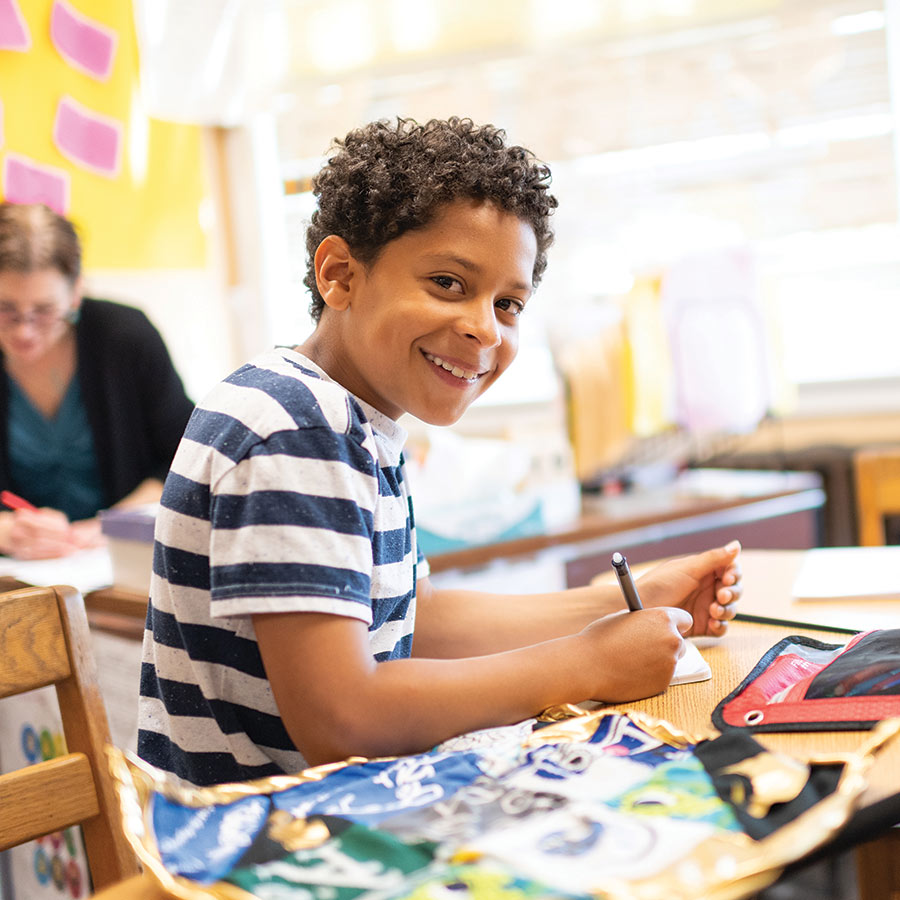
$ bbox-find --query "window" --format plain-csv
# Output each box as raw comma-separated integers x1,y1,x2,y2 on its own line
276,0,900,416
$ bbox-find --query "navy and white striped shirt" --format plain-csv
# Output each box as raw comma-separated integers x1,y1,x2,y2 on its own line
138,348,426,786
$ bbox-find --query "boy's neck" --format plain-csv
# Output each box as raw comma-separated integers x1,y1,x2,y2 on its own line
295,319,373,411
294,327,332,380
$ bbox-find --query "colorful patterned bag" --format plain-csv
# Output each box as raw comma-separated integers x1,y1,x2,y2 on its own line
109,710,899,900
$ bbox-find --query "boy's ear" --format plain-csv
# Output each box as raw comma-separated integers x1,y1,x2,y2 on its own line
314,235,358,311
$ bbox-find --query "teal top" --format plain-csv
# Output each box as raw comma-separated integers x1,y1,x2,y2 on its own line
7,375,105,521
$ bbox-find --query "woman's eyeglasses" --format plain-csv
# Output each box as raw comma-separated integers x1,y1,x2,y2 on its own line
0,305,78,331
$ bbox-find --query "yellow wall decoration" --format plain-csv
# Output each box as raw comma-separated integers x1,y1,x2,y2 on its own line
0,0,207,270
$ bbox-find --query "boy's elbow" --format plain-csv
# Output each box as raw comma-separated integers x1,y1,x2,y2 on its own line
298,728,369,768
300,741,358,769
284,702,399,768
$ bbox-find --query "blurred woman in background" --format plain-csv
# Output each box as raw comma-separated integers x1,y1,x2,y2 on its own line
0,202,194,559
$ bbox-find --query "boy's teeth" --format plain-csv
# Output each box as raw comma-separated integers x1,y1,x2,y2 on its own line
425,352,477,381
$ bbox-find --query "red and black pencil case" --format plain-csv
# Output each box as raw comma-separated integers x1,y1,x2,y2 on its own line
713,629,900,733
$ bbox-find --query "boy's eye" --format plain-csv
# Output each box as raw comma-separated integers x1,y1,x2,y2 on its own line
495,297,525,317
432,275,464,293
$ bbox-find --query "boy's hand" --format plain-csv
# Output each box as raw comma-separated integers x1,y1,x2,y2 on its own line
578,606,693,702
635,540,742,637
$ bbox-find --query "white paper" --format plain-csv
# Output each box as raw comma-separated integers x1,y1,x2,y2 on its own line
0,546,113,594
791,546,900,602
670,638,712,685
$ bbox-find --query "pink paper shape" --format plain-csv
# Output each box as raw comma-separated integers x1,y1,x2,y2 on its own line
53,95,121,177
3,155,70,214
50,0,117,80
0,0,30,51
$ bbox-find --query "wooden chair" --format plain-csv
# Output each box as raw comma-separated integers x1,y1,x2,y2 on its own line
0,584,140,892
851,447,900,900
854,446,900,546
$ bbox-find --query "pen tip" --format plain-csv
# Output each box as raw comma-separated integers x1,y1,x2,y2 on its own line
611,552,623,565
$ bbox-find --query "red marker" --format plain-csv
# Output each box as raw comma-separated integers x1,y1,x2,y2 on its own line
1,490,38,512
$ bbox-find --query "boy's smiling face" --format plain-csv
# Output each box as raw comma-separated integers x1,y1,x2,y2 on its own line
305,199,538,425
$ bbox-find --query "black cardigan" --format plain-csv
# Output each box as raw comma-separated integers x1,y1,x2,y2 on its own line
0,298,195,511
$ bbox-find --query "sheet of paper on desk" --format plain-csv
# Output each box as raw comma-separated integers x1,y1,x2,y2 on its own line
0,546,113,593
791,546,900,602
671,637,712,684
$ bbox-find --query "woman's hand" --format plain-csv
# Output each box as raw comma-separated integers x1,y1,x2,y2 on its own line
0,507,82,559
69,517,106,550
636,540,742,637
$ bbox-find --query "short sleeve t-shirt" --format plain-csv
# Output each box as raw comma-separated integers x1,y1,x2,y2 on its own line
138,348,427,787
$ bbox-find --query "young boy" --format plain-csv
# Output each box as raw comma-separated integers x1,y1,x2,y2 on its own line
138,117,742,787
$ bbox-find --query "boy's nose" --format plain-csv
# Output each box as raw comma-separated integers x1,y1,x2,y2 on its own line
457,299,501,348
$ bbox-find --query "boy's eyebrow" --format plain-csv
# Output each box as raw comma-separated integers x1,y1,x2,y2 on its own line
422,254,532,293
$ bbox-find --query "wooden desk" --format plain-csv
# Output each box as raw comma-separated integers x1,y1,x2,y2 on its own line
83,586,149,640
65,470,826,640
599,550,900,812
604,549,900,900
84,586,149,621
731,548,900,635
92,549,900,900
430,470,824,582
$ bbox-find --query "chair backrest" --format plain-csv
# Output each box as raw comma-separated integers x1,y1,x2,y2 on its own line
0,584,140,891
854,447,900,546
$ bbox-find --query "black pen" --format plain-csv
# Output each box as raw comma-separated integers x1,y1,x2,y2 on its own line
611,552,643,611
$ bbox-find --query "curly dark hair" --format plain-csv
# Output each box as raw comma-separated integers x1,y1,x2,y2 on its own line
304,117,557,323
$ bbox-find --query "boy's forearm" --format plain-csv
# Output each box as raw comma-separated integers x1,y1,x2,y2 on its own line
411,581,625,658
257,603,687,769
288,634,593,765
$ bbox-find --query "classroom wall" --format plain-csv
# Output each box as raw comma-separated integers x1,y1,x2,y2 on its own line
0,1,252,401
6,0,900,445
82,267,238,404
80,120,311,403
